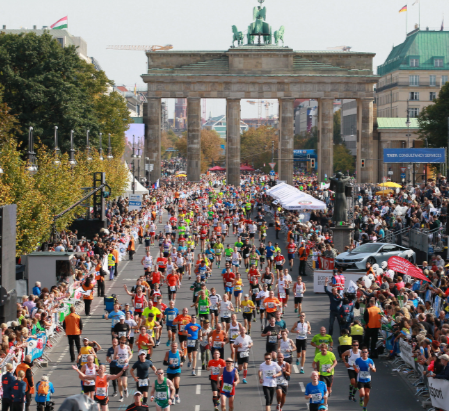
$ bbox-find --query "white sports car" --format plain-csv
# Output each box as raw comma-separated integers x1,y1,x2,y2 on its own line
335,243,415,271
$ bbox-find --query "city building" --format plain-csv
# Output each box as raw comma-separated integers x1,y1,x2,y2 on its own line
294,100,318,135
340,99,357,156
376,27,449,120
202,115,249,139
242,118,278,129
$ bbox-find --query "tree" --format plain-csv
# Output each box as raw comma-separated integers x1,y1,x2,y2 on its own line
333,144,355,174
240,126,278,172
333,110,343,145
175,129,222,173
0,31,130,154
418,82,449,147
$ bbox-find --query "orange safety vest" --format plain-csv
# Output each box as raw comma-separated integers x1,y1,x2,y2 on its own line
15,363,34,394
64,313,82,335
128,238,135,251
82,284,94,300
367,306,382,329
298,247,308,261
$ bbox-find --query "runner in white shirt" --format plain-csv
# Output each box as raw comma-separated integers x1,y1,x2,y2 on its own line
218,295,234,332
141,252,153,274
290,313,311,373
256,285,270,330
258,356,283,411
209,289,222,329
233,327,253,384
293,276,306,315
281,268,293,307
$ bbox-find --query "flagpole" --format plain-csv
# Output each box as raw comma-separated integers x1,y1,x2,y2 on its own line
406,6,408,35
419,1,420,28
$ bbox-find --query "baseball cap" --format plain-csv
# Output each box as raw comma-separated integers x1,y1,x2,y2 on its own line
119,315,125,320
439,354,449,361
138,350,147,356
134,391,142,396
83,337,89,341
244,294,249,297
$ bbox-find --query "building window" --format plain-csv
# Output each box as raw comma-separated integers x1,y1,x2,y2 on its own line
430,75,436,86
430,92,437,101
434,58,444,67
443,75,448,85
409,75,419,86
56,38,64,47
410,58,419,67
409,108,419,118
409,92,419,101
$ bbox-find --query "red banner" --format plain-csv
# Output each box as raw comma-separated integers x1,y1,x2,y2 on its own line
387,256,429,282
319,257,334,270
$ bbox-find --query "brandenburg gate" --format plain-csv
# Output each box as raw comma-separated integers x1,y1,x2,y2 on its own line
142,1,378,185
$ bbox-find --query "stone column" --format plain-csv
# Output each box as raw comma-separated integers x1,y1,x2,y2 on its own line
226,99,241,187
145,98,161,183
357,98,375,183
279,98,295,185
187,98,201,182
318,98,334,182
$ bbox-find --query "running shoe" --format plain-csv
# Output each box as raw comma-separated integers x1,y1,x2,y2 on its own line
252,318,256,322
166,340,171,347
294,308,298,313
112,391,117,397
176,395,181,403
349,395,353,401
360,398,364,407
192,370,196,376
214,407,219,411
156,340,160,347
276,405,280,410
188,361,191,368
363,408,367,411
353,396,357,402
202,363,206,370
300,368,304,374
119,396,124,402
296,359,299,365
125,389,129,397
243,379,247,384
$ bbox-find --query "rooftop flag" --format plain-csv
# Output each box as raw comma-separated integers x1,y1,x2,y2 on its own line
399,5,407,12
50,16,68,30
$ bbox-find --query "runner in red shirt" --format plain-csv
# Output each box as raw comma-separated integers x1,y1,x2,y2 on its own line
222,269,236,297
287,239,297,272
156,252,168,275
274,251,285,278
166,272,180,302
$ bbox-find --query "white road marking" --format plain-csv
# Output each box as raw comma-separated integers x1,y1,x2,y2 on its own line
299,382,305,392
197,367,201,376
196,384,201,394
293,364,299,373
195,406,200,411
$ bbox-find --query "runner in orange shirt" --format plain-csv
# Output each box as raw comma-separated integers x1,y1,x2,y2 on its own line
208,323,227,359
166,272,180,302
207,350,226,411
263,290,282,320
173,308,192,357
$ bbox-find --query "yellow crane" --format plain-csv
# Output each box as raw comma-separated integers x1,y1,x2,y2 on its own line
106,44,173,52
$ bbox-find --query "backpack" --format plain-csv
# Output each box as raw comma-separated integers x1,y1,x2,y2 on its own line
38,381,50,396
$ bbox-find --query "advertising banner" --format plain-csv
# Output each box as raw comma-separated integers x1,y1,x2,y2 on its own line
399,339,415,369
383,148,446,163
313,270,365,293
26,332,47,361
129,194,142,211
319,257,334,270
428,377,449,410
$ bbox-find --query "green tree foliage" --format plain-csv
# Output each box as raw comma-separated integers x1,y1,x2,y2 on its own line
294,127,318,150
333,144,355,174
0,31,130,154
240,126,279,173
418,82,449,147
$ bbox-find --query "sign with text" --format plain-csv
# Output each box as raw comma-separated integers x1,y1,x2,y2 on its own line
383,148,446,164
129,194,142,211
313,270,365,293
428,377,449,411
319,257,334,270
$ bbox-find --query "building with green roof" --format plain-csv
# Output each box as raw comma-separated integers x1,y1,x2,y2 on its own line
376,28,449,120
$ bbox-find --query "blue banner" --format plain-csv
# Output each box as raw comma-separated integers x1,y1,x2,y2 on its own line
383,148,446,163
26,332,47,361
293,149,316,160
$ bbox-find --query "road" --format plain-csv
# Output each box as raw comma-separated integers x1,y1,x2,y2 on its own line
38,210,422,411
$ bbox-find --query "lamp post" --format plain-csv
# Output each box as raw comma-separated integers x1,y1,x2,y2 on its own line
137,136,142,185
68,130,77,167
86,129,92,161
131,135,136,194
99,133,104,161
26,126,38,173
54,126,61,165
107,134,113,159
145,157,150,186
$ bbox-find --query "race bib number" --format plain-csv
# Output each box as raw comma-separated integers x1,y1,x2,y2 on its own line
169,358,178,366
265,370,274,378
311,393,322,403
167,314,175,322
214,341,223,348
279,292,286,299
222,383,233,393
276,376,287,385
199,305,208,313
180,325,186,331
359,371,370,379
268,303,275,309
135,303,143,309
235,285,242,291
239,351,249,358
96,387,107,397
81,354,88,363
231,333,239,340
156,391,167,400
243,306,251,313
268,336,277,344
187,339,197,347
210,304,217,310
222,310,230,318
138,379,149,387
170,286,177,292
118,358,127,365
212,366,220,375
118,331,127,338
244,254,249,258
265,279,272,285
321,364,332,373
226,282,233,287
226,257,231,261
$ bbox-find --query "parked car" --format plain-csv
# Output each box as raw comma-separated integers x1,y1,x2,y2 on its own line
335,243,415,271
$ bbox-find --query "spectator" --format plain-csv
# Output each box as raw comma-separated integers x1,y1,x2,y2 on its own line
63,306,83,362
35,375,55,411
32,282,41,297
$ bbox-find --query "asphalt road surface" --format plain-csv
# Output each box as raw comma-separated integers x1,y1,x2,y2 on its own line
39,210,423,411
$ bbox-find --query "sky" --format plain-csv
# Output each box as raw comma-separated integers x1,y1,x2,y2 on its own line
2,0,448,118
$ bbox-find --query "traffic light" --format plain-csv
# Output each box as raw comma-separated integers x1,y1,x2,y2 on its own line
361,159,366,168
310,158,315,168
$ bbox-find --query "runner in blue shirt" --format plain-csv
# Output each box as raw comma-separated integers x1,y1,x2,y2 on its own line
164,301,179,347
354,349,376,411
265,241,275,271
305,371,328,411
107,304,125,330
183,315,202,376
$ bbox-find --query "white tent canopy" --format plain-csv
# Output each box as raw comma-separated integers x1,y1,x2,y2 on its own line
124,170,149,197
266,183,326,210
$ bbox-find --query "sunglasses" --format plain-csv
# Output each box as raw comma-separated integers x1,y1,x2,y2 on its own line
362,351,368,353
265,358,271,361
157,372,164,375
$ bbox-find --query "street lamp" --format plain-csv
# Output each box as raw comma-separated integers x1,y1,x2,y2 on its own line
99,133,104,161
68,130,77,166
26,126,38,173
53,126,61,165
86,129,92,161
107,134,113,159
405,102,411,184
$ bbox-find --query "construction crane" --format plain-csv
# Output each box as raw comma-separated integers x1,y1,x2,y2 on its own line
106,44,173,52
246,100,262,125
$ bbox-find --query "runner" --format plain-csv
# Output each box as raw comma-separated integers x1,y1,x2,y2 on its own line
163,342,183,404
114,336,133,401
240,294,255,335
219,358,240,411
233,273,243,312
209,323,227,359
164,300,179,347
311,327,333,355
258,353,282,411
106,338,120,397
80,354,98,399
141,251,153,274
193,289,211,328
275,352,291,411
166,269,180,302
286,238,297,272
130,350,157,405
342,340,361,402
262,316,282,357
291,313,311,373
72,364,127,411
218,294,234,332
305,371,328,411
277,330,296,365
150,369,176,411
200,319,213,370
256,284,270,330
183,314,202,376
228,314,245,366
293,276,306,314
354,347,376,411
207,350,226,411
209,288,222,329
312,343,337,397
135,326,155,360
233,327,253,384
